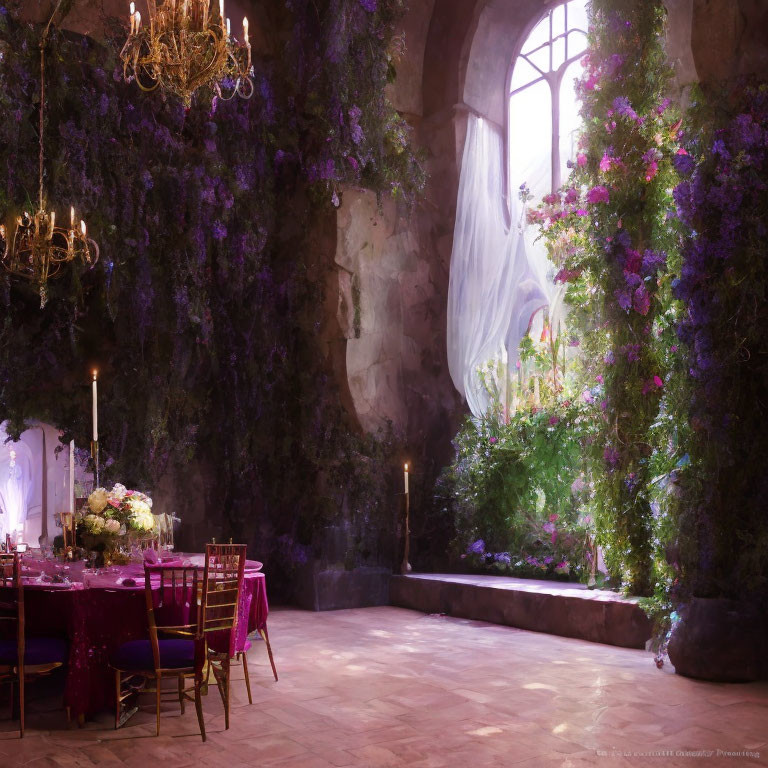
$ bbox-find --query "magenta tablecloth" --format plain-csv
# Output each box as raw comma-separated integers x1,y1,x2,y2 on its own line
10,565,268,719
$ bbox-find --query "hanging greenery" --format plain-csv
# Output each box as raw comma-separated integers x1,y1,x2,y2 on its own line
0,0,423,591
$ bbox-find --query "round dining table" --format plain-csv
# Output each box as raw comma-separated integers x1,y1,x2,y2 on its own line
12,555,269,721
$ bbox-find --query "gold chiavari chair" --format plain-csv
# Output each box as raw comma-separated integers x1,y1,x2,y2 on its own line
110,565,206,739
201,543,246,731
0,553,68,737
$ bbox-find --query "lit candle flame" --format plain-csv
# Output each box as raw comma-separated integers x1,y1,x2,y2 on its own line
242,15,248,39
81,220,87,236
219,0,224,19
226,17,230,35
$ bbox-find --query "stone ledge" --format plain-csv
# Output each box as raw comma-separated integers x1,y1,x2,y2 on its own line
390,573,652,649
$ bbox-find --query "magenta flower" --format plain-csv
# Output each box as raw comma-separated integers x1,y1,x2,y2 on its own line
564,188,579,204
633,285,650,315
576,153,587,167
586,185,610,204
644,161,659,181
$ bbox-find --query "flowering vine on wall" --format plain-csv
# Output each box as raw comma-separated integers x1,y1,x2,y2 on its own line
671,84,768,602
535,0,680,596
0,0,423,590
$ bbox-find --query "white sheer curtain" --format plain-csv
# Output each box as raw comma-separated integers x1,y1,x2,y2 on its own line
0,445,32,539
447,114,548,417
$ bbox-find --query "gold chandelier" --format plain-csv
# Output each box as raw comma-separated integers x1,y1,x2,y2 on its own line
120,0,254,107
0,4,98,309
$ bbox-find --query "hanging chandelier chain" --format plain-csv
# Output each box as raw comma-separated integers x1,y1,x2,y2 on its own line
38,0,65,210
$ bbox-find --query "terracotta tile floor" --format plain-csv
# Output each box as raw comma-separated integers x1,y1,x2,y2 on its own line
1,606,767,767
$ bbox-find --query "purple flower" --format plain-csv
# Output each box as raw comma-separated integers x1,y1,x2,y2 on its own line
673,152,695,176
358,0,376,10
642,249,667,276
613,96,638,121
212,220,227,240
604,446,620,468
468,539,486,555
621,343,642,363
615,289,632,311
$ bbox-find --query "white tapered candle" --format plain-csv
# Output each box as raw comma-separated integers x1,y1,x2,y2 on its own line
404,463,409,495
92,370,98,442
69,440,75,516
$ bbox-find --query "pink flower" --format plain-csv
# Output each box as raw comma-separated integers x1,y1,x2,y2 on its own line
595,374,604,384
576,153,587,167
670,344,678,352
644,161,659,181
653,375,663,388
549,416,560,426
586,185,610,204
599,153,613,172
489,437,498,444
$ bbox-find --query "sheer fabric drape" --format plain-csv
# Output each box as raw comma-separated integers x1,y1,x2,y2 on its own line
447,114,548,417
0,446,32,539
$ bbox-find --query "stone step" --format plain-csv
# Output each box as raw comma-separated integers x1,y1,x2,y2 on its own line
390,573,652,649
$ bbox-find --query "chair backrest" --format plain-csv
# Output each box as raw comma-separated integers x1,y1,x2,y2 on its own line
201,544,246,656
143,565,201,670
0,554,23,670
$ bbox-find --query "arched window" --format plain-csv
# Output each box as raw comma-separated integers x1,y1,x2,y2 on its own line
508,0,588,200
446,1,590,419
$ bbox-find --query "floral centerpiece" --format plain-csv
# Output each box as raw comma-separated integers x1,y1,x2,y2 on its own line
78,483,155,564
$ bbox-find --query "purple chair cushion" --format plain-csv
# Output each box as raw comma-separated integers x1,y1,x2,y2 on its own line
111,639,195,671
0,637,68,666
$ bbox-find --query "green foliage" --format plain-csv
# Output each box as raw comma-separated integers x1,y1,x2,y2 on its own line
439,401,598,581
